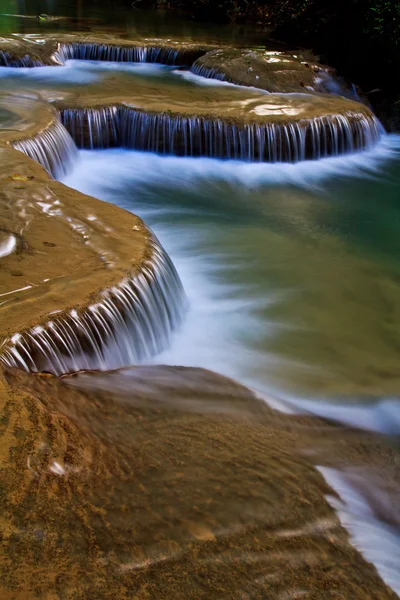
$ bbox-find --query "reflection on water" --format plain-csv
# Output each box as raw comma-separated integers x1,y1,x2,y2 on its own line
0,1,270,46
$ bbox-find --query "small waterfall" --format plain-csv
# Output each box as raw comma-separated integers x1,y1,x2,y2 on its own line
61,106,120,149
190,63,227,82
11,120,78,178
60,106,382,162
55,43,205,66
0,51,43,67
0,235,187,375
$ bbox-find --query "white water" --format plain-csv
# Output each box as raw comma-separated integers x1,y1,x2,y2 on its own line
0,59,176,83
0,234,16,258
63,142,400,596
62,135,400,434
1,236,186,374
319,467,400,596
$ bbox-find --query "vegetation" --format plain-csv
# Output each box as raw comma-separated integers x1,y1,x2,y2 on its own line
272,1,400,101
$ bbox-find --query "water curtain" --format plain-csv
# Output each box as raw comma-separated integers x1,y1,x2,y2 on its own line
60,106,382,162
0,236,187,374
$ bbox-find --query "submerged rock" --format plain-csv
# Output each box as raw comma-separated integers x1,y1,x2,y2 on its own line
0,366,397,599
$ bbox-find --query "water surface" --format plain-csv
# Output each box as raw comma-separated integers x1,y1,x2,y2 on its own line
63,136,400,434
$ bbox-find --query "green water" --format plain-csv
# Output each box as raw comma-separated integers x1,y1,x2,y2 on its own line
0,1,269,46
62,136,400,421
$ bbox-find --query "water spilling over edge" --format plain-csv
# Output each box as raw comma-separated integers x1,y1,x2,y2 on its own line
11,118,79,178
60,105,382,162
0,50,43,68
54,42,207,67
0,234,187,374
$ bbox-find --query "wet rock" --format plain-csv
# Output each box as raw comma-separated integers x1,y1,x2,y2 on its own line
0,366,397,599
191,47,355,96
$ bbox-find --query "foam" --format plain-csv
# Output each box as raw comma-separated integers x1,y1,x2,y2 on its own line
319,467,400,596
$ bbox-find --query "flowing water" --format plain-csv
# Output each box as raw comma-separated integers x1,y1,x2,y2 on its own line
1,14,400,597
60,105,381,161
1,234,186,374
62,131,400,592
62,134,400,434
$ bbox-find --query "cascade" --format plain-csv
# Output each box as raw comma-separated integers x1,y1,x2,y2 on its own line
55,43,205,66
0,235,187,375
11,120,79,178
61,106,120,149
60,106,383,162
0,50,43,67
190,63,227,82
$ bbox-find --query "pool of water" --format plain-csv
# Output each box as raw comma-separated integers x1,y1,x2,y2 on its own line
62,133,400,434
3,57,399,434
0,58,266,93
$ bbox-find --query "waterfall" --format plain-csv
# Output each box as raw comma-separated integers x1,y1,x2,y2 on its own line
0,51,43,67
61,107,120,149
55,43,205,66
0,235,187,375
190,63,227,82
11,120,78,178
60,106,382,162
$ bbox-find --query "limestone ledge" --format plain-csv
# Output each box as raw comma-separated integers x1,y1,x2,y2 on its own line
0,33,219,66
191,47,354,95
0,33,356,99
53,91,374,127
0,95,151,340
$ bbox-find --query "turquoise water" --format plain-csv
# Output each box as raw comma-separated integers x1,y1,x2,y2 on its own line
63,134,400,433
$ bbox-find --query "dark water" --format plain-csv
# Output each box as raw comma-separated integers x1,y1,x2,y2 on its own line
0,1,270,46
